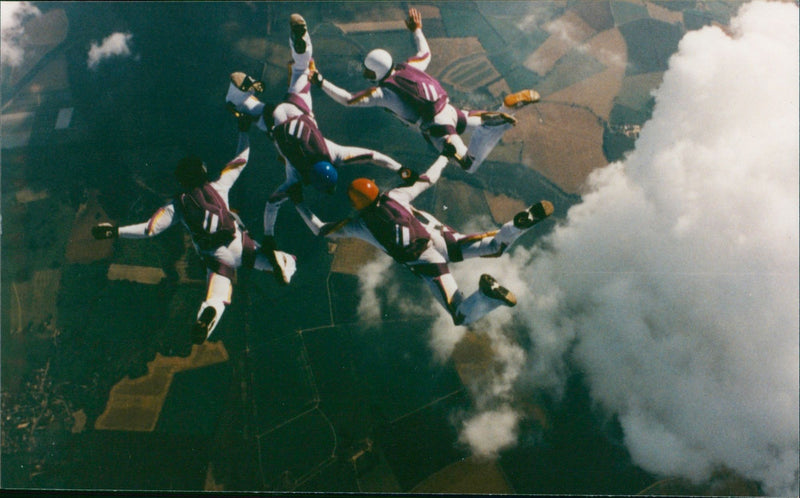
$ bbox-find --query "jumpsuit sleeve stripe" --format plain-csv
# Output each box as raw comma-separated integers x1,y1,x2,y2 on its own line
407,52,430,63
347,87,378,105
221,157,247,175
459,230,499,244
340,153,373,164
146,207,169,236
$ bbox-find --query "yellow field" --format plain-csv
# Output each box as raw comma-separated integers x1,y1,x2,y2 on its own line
66,190,114,264
15,188,49,204
411,455,513,494
330,237,380,275
107,264,166,285
95,342,229,431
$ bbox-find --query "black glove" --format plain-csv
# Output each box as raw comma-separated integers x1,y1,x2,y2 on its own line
236,74,264,93
92,223,118,240
259,235,288,286
287,183,304,204
442,139,457,159
398,167,420,186
260,234,277,253
310,69,324,88
237,114,253,132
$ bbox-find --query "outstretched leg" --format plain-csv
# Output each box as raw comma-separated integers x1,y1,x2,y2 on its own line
252,250,297,285
192,272,233,344
456,274,517,325
417,267,466,324
460,88,541,173
410,258,516,326
225,14,314,128
453,200,554,260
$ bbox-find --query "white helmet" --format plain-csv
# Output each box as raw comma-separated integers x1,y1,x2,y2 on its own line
363,49,393,81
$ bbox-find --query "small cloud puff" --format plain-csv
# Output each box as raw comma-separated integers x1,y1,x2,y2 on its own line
87,32,134,70
1,1,42,67
458,405,520,457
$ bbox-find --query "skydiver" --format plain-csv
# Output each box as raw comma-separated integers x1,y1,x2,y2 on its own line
91,117,297,345
308,7,541,173
295,152,554,326
225,14,417,275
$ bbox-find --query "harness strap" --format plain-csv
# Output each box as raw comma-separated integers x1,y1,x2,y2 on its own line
284,92,312,116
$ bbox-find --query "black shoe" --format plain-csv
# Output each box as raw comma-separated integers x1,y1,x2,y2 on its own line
191,307,216,345
513,200,554,229
290,14,307,54
479,274,517,307
457,154,474,171
442,138,474,171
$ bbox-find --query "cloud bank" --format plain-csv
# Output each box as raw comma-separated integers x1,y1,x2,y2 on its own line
516,1,797,493
87,32,134,70
0,1,42,67
356,1,798,493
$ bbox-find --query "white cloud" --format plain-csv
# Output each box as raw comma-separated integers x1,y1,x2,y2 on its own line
515,1,798,494
354,1,799,493
87,32,134,70
544,17,585,46
1,1,41,67
458,405,520,457
355,255,393,323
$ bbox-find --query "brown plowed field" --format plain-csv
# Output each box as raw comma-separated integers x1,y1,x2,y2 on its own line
546,28,627,121
503,102,606,194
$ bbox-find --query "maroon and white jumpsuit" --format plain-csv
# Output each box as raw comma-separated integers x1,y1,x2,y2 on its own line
317,27,518,173
225,28,404,237
116,132,296,340
297,156,531,326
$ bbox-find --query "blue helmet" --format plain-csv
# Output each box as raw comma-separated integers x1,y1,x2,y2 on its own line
310,161,337,194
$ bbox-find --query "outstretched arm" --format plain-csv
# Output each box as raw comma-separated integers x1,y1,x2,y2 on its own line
317,76,387,108
326,139,402,172
294,203,324,236
388,155,448,204
212,131,250,194
121,202,179,238
405,8,431,71
294,203,351,238
92,201,179,241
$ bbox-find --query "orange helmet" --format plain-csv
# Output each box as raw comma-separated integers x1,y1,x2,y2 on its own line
347,178,379,210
